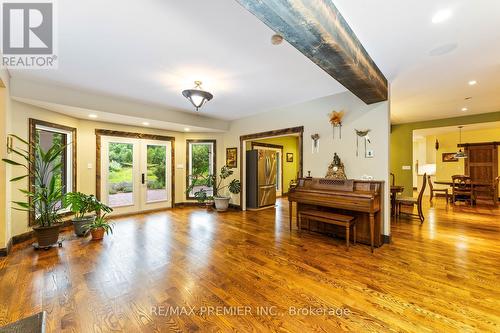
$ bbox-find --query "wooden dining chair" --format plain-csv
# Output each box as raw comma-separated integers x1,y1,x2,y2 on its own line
396,173,427,223
428,175,448,203
472,176,499,206
451,175,474,205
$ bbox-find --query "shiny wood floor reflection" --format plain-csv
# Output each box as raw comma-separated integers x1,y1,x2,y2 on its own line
1,198,499,332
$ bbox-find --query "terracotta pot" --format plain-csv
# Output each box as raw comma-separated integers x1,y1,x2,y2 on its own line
90,227,105,240
33,224,61,247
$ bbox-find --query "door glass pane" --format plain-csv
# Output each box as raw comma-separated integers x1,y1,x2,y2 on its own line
146,144,168,202
189,143,214,197
108,142,134,207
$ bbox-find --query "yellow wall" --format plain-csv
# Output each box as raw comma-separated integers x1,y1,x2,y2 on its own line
246,136,299,194
434,127,500,182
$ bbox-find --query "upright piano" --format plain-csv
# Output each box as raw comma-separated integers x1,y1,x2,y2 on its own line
288,178,385,250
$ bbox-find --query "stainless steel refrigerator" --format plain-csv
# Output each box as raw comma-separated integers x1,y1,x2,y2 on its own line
246,149,277,208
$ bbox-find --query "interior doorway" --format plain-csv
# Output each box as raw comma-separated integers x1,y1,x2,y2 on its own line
251,142,283,197
240,126,304,211
96,130,175,215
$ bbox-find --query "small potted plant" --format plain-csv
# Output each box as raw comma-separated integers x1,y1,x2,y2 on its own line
187,165,240,212
2,135,66,248
83,214,114,240
64,192,113,236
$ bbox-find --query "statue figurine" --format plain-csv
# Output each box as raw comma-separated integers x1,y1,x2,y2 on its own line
326,153,347,180
333,153,341,167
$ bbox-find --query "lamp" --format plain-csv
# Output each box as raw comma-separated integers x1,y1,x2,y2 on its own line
454,126,467,159
182,81,213,111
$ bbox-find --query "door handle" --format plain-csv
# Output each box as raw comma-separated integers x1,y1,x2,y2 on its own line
142,173,145,184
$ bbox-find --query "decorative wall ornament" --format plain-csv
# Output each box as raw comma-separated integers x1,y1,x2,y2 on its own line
311,133,320,153
435,139,439,151
355,129,371,157
226,147,237,168
325,152,347,180
328,110,344,139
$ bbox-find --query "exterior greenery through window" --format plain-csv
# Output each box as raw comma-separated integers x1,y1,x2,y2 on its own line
187,140,215,198
107,143,167,195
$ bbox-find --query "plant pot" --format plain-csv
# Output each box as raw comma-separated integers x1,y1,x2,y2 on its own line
205,201,214,210
213,197,230,211
72,216,95,237
33,224,61,247
90,227,105,240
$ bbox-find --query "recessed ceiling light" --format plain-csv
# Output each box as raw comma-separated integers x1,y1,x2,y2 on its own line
432,9,452,24
468,80,477,86
184,128,190,132
461,107,468,112
88,114,97,118
142,122,150,126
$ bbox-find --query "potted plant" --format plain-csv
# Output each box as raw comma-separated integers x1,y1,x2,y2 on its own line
83,214,114,240
2,135,66,248
187,165,240,212
64,192,113,236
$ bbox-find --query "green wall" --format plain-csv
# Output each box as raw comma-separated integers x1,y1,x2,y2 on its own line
391,111,500,196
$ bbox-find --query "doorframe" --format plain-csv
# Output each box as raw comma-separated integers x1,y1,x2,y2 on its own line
251,142,284,197
95,129,176,207
239,126,304,210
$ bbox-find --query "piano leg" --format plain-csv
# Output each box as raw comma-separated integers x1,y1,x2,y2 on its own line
369,213,374,253
289,201,293,231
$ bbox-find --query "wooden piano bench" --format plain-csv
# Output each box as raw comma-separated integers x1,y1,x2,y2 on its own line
299,210,357,251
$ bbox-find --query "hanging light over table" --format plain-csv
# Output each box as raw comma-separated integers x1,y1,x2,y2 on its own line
454,126,468,159
182,80,213,111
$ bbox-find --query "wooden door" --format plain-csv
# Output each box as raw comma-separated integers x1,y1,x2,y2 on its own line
464,143,498,201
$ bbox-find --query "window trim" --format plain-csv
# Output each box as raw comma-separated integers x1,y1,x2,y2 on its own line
186,139,216,200
29,119,77,226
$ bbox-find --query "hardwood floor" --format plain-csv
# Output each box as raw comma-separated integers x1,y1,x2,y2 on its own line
1,198,499,332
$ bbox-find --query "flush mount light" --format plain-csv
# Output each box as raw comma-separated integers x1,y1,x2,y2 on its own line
182,81,213,111
461,107,468,112
432,9,452,24
184,128,190,132
271,34,283,45
88,114,97,118
468,80,477,86
142,122,150,126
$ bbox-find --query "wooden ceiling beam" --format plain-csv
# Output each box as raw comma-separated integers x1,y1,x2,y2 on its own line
235,0,388,104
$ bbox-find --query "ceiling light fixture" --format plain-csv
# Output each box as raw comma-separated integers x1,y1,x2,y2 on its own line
432,9,452,24
88,114,97,118
182,81,213,111
454,126,467,159
461,107,468,112
468,80,477,86
142,122,150,126
184,128,190,132
271,34,283,45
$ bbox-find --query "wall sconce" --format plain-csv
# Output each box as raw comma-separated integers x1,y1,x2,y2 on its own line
435,139,439,151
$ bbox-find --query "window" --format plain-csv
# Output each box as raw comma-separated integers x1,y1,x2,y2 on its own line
29,119,77,223
186,140,216,199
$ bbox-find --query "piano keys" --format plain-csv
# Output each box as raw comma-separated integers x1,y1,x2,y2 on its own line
288,178,385,251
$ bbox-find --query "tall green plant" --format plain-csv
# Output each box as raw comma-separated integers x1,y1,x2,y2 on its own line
2,134,65,227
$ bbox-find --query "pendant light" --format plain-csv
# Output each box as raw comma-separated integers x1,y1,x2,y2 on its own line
454,126,467,159
182,81,213,111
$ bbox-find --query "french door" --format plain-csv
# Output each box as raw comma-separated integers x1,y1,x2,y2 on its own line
100,136,172,215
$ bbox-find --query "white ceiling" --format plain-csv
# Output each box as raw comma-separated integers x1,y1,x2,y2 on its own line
8,0,500,126
334,0,500,123
9,0,345,121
